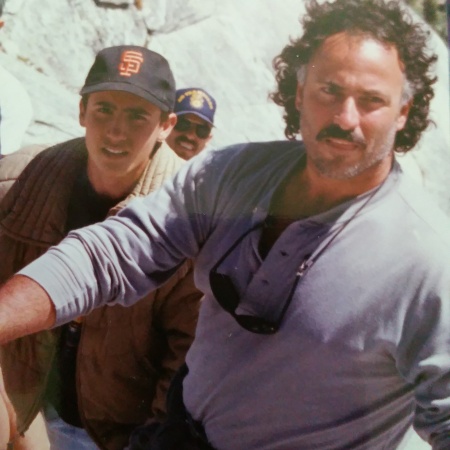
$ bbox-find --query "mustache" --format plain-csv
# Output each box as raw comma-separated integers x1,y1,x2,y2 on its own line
316,124,366,146
177,135,196,145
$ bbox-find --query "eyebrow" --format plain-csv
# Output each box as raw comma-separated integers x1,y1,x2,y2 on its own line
94,101,151,115
321,81,389,100
125,106,151,115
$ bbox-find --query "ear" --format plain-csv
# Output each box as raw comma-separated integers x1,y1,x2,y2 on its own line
158,112,177,141
395,100,412,131
79,99,87,128
295,82,303,112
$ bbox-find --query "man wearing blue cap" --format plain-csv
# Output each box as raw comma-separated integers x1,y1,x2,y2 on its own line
166,88,216,160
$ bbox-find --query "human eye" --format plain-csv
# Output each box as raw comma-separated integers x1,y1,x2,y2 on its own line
320,83,339,96
315,83,341,104
129,110,148,121
197,124,212,139
95,104,112,114
316,83,343,104
364,96,384,104
359,95,386,110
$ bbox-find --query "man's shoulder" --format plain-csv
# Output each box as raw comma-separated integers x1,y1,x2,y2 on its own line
153,141,185,172
0,145,48,202
200,139,303,174
0,138,85,180
125,142,186,201
211,139,302,158
0,138,86,203
0,144,47,176
175,140,304,205
394,170,450,250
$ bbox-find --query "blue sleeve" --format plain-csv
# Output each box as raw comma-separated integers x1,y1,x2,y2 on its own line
19,149,221,325
395,262,450,448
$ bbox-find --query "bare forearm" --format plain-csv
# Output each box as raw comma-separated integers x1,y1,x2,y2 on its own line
0,275,56,344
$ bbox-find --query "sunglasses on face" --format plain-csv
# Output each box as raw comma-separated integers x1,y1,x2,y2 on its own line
209,224,310,335
174,116,212,139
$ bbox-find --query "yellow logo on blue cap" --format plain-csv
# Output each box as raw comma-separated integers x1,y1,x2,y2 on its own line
177,89,214,110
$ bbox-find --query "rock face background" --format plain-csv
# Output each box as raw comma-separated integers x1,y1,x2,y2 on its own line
0,0,448,216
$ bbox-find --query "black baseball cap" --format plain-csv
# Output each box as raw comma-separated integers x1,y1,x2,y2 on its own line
80,45,176,112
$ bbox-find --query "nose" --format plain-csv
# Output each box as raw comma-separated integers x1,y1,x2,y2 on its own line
182,125,198,140
333,97,360,130
106,114,127,141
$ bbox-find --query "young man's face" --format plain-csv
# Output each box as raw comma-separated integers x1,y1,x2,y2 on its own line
295,32,411,181
166,113,213,160
79,90,175,187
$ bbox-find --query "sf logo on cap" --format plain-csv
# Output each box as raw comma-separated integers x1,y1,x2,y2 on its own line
118,50,144,77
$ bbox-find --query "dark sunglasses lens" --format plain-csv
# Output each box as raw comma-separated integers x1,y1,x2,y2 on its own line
209,272,240,312
196,125,211,139
174,117,191,132
210,273,278,334
236,315,278,334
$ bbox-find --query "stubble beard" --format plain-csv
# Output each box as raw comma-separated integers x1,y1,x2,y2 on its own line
307,125,397,180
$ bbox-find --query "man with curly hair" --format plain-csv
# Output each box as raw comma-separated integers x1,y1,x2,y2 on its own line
0,0,448,449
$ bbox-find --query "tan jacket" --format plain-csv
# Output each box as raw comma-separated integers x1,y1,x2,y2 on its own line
0,138,202,450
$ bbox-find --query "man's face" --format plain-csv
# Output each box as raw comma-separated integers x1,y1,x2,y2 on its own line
295,32,411,181
166,113,213,160
79,90,175,185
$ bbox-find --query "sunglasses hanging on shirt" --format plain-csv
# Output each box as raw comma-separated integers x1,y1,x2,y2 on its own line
209,181,384,335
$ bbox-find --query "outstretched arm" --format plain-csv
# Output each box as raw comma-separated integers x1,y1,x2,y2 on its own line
0,148,221,344
0,275,55,345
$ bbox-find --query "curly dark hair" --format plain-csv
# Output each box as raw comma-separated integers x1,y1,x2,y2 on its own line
270,0,437,153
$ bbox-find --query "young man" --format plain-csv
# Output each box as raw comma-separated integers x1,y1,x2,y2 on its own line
0,1,449,449
166,87,216,160
0,45,202,450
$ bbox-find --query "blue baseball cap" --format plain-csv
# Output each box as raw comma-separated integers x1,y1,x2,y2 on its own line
174,88,216,125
